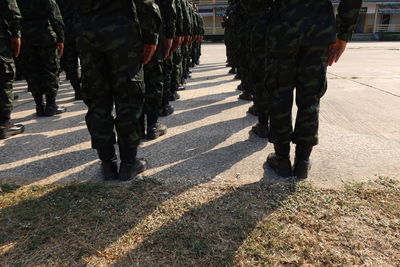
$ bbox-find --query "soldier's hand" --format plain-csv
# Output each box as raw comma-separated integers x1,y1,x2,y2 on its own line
143,44,157,64
56,43,64,57
184,36,191,47
171,36,183,53
163,38,173,60
328,38,347,66
10,37,21,57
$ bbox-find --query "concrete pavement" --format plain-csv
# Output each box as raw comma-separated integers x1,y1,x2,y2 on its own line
0,42,399,188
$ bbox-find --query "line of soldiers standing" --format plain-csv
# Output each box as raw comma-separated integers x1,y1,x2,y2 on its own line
0,0,204,181
223,0,362,179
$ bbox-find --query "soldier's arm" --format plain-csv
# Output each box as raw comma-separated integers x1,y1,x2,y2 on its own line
48,0,65,43
2,0,22,38
336,0,362,42
134,0,162,45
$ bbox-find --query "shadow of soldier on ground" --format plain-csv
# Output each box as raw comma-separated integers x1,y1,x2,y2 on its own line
0,176,298,266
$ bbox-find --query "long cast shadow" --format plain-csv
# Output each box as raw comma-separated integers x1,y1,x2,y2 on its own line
112,179,297,266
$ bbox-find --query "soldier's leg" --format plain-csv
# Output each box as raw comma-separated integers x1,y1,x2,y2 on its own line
292,45,329,179
190,43,196,68
160,54,174,116
171,49,182,101
38,46,66,116
144,51,167,140
62,37,81,100
77,41,118,180
265,53,297,177
249,18,269,138
21,44,45,115
0,41,24,139
104,29,148,181
196,42,201,65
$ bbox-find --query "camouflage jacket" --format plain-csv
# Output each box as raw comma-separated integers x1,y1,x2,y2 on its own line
174,0,184,36
181,0,193,36
272,0,362,43
0,0,22,39
55,0,75,39
17,0,65,45
73,0,162,45
156,0,176,39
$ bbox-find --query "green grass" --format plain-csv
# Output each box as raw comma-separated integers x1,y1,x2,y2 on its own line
0,178,399,266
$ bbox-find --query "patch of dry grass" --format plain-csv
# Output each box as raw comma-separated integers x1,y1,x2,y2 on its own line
0,177,399,266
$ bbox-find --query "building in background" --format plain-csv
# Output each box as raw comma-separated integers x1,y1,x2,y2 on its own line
193,0,400,40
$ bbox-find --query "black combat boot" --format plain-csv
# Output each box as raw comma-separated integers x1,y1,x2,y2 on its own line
0,112,25,139
228,68,236,74
33,94,45,117
44,94,66,116
266,143,292,177
238,90,253,101
247,105,257,116
169,91,180,101
236,83,245,91
234,74,240,80
159,104,174,117
146,112,167,140
251,123,269,139
70,75,82,101
177,85,186,91
293,145,313,179
119,147,148,181
97,145,118,181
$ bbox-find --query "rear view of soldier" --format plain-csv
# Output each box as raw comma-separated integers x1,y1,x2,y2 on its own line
0,0,25,139
265,0,362,179
73,0,161,181
17,0,67,116
56,0,82,100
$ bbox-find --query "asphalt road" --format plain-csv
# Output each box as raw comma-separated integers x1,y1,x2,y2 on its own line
1,42,399,188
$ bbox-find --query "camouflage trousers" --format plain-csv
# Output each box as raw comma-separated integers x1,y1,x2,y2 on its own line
191,41,201,64
20,44,59,98
0,38,15,124
237,25,253,92
181,45,190,82
266,44,329,146
162,54,173,106
76,23,144,150
144,46,164,114
249,14,270,124
171,48,183,92
60,35,80,82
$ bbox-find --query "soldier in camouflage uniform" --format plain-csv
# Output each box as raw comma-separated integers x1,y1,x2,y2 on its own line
235,3,254,102
191,7,204,67
140,0,176,140
160,0,184,117
265,0,362,179
0,0,25,139
243,0,273,139
17,0,66,116
223,0,237,74
55,0,82,100
73,0,161,181
170,0,191,101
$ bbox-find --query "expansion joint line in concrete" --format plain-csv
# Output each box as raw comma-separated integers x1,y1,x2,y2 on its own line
328,72,400,99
